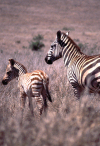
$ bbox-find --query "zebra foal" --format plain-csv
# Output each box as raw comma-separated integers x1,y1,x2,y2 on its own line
2,59,52,116
45,30,100,98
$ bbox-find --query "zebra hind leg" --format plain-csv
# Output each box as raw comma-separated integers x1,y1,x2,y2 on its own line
28,97,34,116
41,87,48,113
35,96,43,115
20,92,26,124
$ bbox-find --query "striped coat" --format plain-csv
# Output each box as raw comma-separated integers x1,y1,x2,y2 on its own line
45,30,100,98
2,59,52,117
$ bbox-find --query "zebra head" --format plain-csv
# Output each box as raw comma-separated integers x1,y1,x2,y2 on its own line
45,30,69,64
2,59,19,85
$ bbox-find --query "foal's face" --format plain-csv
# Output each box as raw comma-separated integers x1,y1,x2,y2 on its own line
2,59,18,85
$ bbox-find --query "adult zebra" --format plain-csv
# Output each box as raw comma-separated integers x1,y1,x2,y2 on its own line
2,59,52,117
45,30,100,98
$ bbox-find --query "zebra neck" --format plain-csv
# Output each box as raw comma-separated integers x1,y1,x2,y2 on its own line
61,36,83,66
14,62,27,78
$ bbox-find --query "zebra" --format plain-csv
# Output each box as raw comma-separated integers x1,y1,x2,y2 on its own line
45,30,100,98
2,59,52,117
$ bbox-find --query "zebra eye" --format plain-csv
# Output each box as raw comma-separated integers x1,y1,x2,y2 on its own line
7,71,11,75
51,45,54,48
51,44,56,48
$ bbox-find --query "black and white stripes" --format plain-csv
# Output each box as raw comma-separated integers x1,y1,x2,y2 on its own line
2,59,52,116
45,30,100,98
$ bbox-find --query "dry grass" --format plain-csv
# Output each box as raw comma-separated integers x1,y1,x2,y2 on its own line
0,47,100,146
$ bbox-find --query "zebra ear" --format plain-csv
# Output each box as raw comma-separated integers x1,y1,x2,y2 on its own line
57,30,61,41
66,31,70,35
9,59,15,66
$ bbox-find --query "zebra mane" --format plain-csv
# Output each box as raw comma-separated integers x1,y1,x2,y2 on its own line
61,32,83,54
14,61,27,74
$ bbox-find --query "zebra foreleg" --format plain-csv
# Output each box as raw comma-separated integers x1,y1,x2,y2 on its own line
20,92,26,124
71,82,82,99
74,88,80,99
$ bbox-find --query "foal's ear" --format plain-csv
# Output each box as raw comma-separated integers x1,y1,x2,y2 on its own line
9,59,15,66
57,30,61,41
66,31,70,36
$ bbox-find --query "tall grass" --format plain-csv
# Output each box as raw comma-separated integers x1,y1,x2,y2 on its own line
0,45,100,146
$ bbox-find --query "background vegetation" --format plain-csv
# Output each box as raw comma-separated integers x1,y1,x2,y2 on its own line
29,34,45,51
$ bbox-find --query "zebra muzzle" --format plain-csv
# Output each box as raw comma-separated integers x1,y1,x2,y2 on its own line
2,79,8,85
45,57,53,64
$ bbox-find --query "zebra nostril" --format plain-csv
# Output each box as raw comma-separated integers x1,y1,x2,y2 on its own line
45,56,53,64
2,80,8,85
47,60,53,64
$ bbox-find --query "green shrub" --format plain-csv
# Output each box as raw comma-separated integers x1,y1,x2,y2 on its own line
29,34,45,51
62,27,75,31
33,34,43,41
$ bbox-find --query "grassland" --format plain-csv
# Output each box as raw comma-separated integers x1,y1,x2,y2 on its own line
1,0,100,145
1,38,100,146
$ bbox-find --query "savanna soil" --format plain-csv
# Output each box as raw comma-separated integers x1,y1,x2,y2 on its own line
0,0,100,53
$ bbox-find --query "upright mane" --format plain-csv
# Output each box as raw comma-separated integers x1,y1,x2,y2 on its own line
14,60,28,74
61,32,83,54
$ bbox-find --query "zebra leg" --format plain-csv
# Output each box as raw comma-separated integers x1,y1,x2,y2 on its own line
28,97,34,116
20,92,26,123
41,87,48,113
71,82,81,99
35,96,43,115
74,88,80,99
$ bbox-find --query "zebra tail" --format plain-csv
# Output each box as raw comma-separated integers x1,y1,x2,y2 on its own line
43,82,52,102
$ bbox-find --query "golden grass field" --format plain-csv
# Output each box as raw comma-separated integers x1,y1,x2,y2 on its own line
0,0,100,145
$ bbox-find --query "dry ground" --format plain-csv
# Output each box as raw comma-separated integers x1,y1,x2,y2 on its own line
0,0,100,145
